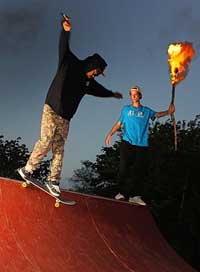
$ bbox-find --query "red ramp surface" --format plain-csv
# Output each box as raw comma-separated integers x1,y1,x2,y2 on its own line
0,177,196,272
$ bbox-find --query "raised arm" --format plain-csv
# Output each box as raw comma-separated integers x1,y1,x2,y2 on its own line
58,19,72,68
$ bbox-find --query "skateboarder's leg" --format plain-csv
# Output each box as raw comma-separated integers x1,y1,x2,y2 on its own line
48,118,69,183
44,115,69,196
18,105,56,183
25,104,57,172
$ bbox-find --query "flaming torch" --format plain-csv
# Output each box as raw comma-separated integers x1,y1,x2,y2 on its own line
167,42,195,151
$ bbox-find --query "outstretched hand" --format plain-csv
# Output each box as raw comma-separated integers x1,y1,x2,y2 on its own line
113,92,123,99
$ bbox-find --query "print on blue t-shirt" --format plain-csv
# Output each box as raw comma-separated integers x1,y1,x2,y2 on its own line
118,105,156,147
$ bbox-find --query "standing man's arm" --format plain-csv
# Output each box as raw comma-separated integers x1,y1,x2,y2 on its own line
58,19,72,68
105,121,122,145
155,103,175,118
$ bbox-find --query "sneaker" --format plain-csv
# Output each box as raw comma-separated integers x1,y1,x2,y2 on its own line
51,181,61,194
115,193,125,201
45,181,60,197
17,167,32,184
128,196,146,206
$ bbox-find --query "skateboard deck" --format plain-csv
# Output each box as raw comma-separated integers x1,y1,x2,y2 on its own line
17,170,76,207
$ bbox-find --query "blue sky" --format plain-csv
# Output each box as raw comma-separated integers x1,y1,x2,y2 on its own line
1,0,200,184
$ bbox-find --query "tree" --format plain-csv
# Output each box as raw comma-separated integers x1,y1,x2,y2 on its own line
71,160,98,193
70,140,121,196
0,135,50,182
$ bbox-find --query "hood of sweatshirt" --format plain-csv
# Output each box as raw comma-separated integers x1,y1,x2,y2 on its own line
83,53,107,74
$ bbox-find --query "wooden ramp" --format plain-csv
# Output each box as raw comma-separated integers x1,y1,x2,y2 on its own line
0,177,196,272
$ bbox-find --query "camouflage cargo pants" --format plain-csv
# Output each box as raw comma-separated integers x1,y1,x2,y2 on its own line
25,104,69,182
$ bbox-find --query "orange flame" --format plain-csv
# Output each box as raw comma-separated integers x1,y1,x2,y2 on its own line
167,42,195,86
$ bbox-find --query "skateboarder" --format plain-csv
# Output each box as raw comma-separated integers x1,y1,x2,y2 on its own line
18,16,123,197
105,85,175,205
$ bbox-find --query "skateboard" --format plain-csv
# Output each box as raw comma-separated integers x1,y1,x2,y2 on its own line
17,170,76,207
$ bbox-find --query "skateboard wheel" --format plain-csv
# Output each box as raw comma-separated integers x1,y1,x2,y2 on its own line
22,182,28,188
55,201,60,208
55,202,60,208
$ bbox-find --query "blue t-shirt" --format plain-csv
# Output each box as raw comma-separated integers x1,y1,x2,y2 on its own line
119,105,157,147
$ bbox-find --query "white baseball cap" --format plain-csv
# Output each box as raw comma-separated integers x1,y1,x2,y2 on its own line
130,85,142,93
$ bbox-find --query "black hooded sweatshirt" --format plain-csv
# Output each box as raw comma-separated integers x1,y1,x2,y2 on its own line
45,29,115,121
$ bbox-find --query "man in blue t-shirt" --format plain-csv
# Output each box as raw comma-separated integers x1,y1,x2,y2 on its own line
105,85,175,205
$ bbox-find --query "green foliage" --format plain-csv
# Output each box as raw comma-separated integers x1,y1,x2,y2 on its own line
70,160,98,193
70,141,120,196
0,135,50,182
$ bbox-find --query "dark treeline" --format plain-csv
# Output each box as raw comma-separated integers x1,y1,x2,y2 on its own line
0,136,50,182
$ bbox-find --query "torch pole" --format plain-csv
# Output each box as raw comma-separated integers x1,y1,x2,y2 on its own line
171,84,177,151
